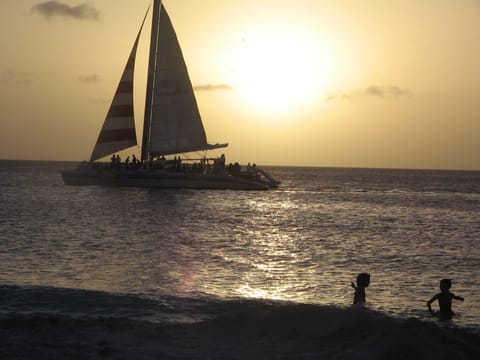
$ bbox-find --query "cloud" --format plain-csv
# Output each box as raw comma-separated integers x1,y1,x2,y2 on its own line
79,74,101,83
193,84,233,92
32,1,100,21
327,85,413,101
366,86,412,98
0,69,35,85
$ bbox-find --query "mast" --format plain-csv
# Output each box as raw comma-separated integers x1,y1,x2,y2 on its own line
142,0,162,161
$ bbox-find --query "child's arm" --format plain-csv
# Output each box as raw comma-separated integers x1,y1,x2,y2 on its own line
351,282,357,289
426,295,437,315
453,294,464,301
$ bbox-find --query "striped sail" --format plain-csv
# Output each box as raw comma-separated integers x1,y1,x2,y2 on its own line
90,18,146,161
141,2,227,160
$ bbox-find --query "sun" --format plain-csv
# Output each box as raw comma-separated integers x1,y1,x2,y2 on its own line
227,26,333,115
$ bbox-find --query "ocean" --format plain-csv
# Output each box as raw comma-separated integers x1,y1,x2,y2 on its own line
1,160,479,359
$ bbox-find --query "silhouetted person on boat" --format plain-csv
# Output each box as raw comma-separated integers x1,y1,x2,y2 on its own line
227,162,241,176
132,154,138,169
351,272,370,306
427,279,464,320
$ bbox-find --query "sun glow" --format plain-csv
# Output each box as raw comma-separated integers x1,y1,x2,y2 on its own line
228,26,334,114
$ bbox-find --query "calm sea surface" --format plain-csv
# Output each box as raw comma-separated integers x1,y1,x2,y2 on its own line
1,160,479,329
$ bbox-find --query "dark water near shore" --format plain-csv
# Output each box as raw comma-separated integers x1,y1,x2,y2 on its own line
1,160,479,358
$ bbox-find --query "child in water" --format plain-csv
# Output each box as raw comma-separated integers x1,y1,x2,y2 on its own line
351,272,370,306
427,279,464,320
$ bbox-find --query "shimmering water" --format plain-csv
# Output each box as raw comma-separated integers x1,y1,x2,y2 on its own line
1,160,479,329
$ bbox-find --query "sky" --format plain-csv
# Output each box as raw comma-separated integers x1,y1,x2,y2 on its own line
1,0,479,170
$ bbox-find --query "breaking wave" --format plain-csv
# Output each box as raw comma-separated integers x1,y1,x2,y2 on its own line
1,285,479,359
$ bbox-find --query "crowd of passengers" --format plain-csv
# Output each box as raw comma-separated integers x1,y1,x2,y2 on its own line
83,153,259,177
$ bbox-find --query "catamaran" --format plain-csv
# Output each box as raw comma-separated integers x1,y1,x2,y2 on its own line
62,0,279,190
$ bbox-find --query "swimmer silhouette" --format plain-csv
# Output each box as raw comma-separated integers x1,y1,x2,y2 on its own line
427,279,464,320
351,272,370,306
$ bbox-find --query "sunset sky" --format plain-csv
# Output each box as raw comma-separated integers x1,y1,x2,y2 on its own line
1,0,479,170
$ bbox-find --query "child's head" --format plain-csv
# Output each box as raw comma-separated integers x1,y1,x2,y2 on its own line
440,279,452,292
356,272,370,288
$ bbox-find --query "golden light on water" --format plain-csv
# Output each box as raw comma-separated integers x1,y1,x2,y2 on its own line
236,284,272,299
236,284,296,300
231,225,315,301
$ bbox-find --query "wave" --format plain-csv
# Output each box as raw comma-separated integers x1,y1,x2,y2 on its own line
1,285,479,359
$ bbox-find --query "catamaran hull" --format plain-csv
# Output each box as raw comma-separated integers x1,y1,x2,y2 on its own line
61,169,275,190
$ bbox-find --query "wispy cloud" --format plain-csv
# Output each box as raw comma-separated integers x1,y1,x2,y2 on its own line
327,85,413,101
193,84,233,92
79,74,101,83
32,1,100,21
365,85,412,98
0,69,35,85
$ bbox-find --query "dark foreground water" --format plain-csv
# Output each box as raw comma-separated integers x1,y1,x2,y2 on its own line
1,160,479,359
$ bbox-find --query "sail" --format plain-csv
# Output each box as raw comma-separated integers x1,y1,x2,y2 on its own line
90,15,147,162
142,2,227,159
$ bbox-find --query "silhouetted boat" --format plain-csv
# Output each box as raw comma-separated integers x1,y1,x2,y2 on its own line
62,0,279,190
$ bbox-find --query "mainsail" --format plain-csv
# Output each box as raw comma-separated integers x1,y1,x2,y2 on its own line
90,12,148,162
141,2,227,160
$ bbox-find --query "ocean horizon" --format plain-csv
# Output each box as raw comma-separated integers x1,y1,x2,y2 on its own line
2,158,480,172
